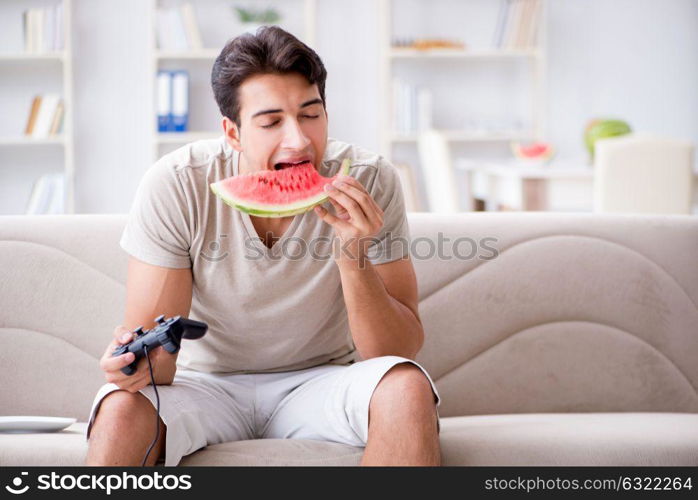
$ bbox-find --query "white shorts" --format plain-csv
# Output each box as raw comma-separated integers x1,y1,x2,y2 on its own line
86,355,441,466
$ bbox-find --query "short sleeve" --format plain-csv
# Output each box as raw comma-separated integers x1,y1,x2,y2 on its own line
119,161,192,269
365,158,411,265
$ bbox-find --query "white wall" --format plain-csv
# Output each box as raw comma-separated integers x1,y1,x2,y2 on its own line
546,0,698,160
1,0,696,214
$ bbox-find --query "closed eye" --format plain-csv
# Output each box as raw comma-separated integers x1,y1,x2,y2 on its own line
261,115,319,129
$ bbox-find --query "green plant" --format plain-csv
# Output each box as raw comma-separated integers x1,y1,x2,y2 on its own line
234,6,281,24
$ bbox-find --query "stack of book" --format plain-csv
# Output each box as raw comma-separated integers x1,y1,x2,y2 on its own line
157,71,189,132
24,95,64,138
156,2,203,51
23,2,64,53
25,173,65,215
493,0,542,49
392,79,433,135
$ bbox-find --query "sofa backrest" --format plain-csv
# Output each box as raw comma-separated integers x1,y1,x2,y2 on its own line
1,212,696,421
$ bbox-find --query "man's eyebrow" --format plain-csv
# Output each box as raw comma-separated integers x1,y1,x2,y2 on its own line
251,98,323,119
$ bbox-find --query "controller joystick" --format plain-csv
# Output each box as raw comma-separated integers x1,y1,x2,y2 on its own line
111,315,208,375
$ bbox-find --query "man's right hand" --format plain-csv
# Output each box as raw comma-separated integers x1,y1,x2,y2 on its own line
99,325,177,393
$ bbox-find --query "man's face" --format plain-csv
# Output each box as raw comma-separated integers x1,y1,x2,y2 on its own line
223,72,328,174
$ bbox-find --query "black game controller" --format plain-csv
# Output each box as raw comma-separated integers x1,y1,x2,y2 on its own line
111,314,208,375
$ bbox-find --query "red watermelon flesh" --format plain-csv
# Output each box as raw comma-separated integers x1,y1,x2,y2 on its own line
210,158,351,217
511,141,555,161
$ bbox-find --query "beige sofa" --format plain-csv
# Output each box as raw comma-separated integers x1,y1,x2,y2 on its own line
1,212,697,466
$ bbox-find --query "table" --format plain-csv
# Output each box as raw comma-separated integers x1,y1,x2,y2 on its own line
455,158,595,211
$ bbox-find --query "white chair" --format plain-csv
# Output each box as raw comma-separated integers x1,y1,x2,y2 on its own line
417,129,460,213
593,133,695,214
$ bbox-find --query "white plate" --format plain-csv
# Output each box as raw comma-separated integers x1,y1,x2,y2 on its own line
0,416,76,433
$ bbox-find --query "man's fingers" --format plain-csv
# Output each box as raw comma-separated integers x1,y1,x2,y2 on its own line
113,325,135,345
100,350,135,373
327,197,350,220
333,181,383,228
326,187,369,227
314,205,352,231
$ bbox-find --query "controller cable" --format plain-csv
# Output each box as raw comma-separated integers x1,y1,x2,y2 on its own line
141,344,161,467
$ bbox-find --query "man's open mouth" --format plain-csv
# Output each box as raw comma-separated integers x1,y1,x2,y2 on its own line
274,160,311,170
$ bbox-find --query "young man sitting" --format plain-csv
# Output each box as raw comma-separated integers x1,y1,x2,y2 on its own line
85,26,441,467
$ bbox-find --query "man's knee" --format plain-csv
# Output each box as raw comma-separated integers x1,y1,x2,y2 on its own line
97,390,152,419
91,389,163,437
87,389,166,465
371,362,436,410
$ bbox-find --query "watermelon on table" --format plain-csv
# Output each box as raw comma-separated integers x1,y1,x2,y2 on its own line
210,158,351,218
511,141,556,162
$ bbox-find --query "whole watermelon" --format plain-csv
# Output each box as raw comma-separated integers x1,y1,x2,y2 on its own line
584,119,632,160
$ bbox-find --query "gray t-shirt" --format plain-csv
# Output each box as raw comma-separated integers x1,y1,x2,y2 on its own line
120,135,410,374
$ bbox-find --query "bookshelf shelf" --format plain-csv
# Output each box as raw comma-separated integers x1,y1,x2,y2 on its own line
150,0,317,162
0,52,66,62
378,0,547,212
390,130,533,143
156,131,221,144
154,49,220,60
0,0,74,215
0,136,65,146
389,48,541,59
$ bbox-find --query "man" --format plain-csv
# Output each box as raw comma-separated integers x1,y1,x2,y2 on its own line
85,26,441,467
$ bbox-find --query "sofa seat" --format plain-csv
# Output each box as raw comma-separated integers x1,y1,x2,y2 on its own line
2,412,696,466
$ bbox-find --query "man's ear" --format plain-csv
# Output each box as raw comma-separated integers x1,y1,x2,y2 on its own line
222,117,242,152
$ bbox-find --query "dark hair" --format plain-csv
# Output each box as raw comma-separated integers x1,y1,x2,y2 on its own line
211,26,327,128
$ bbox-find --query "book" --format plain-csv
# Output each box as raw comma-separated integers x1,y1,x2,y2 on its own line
180,3,203,50
157,71,172,132
157,4,203,51
24,95,64,137
22,3,64,54
395,163,421,212
24,96,42,135
25,173,65,215
526,0,542,48
31,94,60,138
492,0,509,48
171,71,189,132
499,0,541,49
49,101,65,135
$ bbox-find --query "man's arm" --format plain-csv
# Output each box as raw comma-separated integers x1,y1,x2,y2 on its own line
100,256,193,392
337,255,423,360
314,167,424,360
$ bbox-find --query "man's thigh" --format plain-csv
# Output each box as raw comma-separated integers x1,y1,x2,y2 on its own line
86,370,256,466
259,356,441,447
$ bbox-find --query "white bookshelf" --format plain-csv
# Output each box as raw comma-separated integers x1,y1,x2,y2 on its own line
0,0,74,214
156,131,221,144
0,135,66,146
378,0,548,211
0,51,66,61
149,0,317,163
155,49,220,60
389,48,541,59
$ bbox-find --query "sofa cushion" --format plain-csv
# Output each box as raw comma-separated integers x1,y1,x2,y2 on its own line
439,412,698,465
2,413,696,466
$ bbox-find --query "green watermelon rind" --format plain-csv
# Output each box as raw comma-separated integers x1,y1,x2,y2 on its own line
211,158,351,218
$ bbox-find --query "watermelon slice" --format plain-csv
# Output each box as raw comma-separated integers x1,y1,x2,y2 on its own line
511,141,555,162
210,158,351,217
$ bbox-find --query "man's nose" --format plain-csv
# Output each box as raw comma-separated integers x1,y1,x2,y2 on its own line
282,119,311,150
